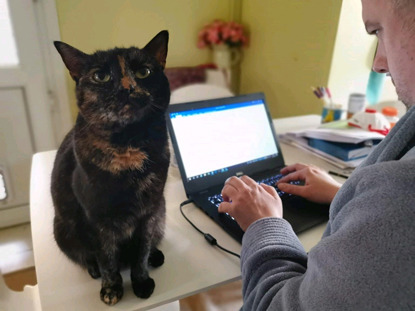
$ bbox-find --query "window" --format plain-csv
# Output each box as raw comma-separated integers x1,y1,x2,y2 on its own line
0,0,19,66
0,170,7,201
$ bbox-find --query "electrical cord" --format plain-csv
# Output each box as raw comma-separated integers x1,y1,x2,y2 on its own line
179,199,241,259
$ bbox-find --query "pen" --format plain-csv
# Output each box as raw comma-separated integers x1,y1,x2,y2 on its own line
325,87,334,108
328,170,349,179
326,87,332,100
311,86,332,106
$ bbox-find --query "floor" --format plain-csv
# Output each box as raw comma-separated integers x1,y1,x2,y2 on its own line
0,222,243,308
0,223,34,274
0,222,37,291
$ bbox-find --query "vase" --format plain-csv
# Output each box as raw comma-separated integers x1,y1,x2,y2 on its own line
366,70,386,106
212,44,241,69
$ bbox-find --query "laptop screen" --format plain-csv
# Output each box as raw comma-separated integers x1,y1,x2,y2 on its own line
167,93,285,194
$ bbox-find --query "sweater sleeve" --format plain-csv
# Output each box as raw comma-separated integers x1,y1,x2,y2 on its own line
241,217,308,310
240,158,415,311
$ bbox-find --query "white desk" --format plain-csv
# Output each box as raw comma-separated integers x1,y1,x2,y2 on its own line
30,115,346,310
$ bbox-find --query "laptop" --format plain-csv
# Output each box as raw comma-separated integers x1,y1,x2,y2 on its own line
166,92,329,243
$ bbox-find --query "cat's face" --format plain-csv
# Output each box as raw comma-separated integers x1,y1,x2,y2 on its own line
55,31,170,127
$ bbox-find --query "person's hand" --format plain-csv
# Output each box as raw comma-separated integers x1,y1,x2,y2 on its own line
277,163,341,204
218,175,283,231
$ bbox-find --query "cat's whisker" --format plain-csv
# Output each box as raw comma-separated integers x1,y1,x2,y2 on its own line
76,121,92,136
149,103,165,112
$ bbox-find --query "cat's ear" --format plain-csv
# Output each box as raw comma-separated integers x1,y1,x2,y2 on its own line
54,41,90,82
143,30,169,69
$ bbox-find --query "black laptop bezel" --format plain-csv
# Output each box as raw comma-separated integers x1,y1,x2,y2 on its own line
166,92,286,195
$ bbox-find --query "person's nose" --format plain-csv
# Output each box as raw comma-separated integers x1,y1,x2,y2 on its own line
372,42,389,74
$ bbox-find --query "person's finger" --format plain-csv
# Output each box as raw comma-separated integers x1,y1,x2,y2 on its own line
218,201,233,214
240,175,257,187
277,169,307,184
280,163,307,175
224,176,245,190
222,176,242,201
260,183,279,199
221,183,238,202
277,182,307,197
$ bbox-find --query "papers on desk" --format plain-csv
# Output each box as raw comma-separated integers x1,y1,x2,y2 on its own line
279,127,384,169
297,128,385,144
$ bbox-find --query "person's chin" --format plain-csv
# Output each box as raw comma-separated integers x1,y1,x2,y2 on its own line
397,95,414,110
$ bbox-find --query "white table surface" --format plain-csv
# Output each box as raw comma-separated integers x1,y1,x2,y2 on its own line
30,114,346,311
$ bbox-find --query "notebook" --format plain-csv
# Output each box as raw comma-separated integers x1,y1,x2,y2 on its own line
166,92,329,243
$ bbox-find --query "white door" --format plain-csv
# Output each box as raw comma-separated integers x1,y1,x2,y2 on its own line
0,0,68,227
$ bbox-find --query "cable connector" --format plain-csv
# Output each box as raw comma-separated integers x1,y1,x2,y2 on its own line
180,199,194,207
179,199,240,258
204,233,217,246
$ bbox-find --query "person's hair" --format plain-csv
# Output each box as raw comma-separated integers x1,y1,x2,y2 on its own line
392,0,414,11
392,0,415,31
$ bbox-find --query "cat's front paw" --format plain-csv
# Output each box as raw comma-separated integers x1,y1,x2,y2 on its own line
87,263,101,279
100,284,124,305
148,248,164,267
132,277,155,299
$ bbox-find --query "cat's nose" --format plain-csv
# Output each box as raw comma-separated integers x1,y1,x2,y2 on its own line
120,73,137,93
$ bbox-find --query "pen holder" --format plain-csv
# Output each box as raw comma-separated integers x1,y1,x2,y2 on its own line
321,105,343,123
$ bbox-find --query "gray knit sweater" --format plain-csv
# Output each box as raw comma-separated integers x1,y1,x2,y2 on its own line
241,106,415,310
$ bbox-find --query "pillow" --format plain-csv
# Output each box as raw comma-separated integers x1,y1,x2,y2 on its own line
164,67,207,91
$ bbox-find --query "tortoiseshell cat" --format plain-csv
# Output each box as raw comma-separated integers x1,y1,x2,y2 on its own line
51,31,170,306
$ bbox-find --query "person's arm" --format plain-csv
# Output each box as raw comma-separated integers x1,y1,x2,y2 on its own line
240,218,308,310
223,160,415,310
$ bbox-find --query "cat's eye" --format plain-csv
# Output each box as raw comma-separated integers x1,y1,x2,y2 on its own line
92,70,111,83
135,67,151,79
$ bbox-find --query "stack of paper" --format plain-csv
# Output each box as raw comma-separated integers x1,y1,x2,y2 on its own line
279,127,385,169
297,128,385,144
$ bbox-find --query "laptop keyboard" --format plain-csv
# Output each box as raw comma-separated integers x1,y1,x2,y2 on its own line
208,174,302,209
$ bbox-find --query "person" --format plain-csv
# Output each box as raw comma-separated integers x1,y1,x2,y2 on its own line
219,0,415,309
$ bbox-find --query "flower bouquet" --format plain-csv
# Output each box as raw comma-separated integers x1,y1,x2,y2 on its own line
197,19,249,49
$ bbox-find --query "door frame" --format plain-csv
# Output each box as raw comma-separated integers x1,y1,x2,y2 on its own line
0,0,72,227
33,0,73,144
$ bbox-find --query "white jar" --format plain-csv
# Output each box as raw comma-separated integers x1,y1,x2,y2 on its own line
347,93,366,119
381,106,399,127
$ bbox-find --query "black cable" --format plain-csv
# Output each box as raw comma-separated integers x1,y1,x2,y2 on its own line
179,199,241,259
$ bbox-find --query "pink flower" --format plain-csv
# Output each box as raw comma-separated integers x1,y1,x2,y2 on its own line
197,19,249,49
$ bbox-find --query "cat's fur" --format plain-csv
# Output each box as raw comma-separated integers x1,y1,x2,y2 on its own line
51,31,170,306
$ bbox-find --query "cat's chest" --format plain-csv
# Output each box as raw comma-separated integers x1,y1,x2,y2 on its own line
94,145,149,175
77,137,162,175
75,123,168,175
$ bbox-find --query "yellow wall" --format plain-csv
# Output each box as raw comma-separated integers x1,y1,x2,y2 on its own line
55,0,343,120
55,0,233,119
240,0,342,118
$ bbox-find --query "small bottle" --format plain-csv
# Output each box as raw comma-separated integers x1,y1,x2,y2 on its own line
381,106,399,128
347,93,366,119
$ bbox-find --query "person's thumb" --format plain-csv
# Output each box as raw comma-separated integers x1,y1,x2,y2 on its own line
277,182,304,197
259,183,279,199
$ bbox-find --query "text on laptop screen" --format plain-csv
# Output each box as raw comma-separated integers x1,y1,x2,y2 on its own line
169,99,279,180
